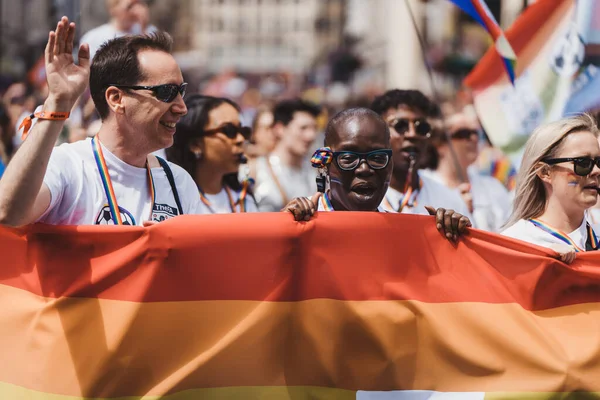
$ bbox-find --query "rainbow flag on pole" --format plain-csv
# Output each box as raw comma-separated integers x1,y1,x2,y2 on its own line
464,0,599,154
2,213,600,398
449,0,517,84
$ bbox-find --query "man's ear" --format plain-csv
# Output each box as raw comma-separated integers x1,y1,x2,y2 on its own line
272,122,285,139
105,87,125,115
536,162,552,184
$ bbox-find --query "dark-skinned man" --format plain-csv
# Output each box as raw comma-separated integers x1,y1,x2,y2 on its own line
370,90,472,217
281,107,471,242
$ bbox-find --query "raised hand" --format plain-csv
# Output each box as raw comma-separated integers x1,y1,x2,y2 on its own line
425,206,472,242
281,192,322,221
45,16,90,111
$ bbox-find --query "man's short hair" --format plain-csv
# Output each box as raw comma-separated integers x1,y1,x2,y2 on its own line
324,107,389,147
272,98,321,127
89,31,173,120
370,89,441,119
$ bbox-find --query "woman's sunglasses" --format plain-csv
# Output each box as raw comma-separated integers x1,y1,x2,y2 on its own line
392,118,431,137
110,83,188,103
333,149,392,171
543,156,600,176
450,128,479,140
204,123,252,141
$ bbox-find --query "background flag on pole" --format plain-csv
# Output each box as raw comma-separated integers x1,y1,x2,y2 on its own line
463,0,600,157
448,0,517,84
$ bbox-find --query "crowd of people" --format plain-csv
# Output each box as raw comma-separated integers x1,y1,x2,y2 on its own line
0,10,599,266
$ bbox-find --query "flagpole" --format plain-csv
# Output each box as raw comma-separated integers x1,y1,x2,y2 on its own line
403,0,467,184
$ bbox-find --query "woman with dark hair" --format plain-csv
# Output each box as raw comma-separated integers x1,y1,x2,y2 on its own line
167,94,257,213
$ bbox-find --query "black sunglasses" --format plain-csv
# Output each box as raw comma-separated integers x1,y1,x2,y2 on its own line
333,149,392,171
543,156,600,176
204,123,252,140
392,118,431,137
451,128,479,140
110,83,187,103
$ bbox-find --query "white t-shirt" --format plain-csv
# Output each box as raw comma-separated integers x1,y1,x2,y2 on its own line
315,194,390,212
254,155,316,212
588,208,600,234
198,187,258,214
80,23,158,60
422,167,512,232
38,138,201,225
381,170,472,217
501,218,591,251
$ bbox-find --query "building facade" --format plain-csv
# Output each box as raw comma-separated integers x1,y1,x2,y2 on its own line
190,0,345,75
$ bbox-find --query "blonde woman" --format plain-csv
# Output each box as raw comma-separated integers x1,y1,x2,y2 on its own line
502,114,600,263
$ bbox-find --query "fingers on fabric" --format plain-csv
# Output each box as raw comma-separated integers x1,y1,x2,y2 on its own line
442,209,455,241
549,243,576,264
298,197,315,221
282,197,316,222
458,215,472,231
559,250,576,264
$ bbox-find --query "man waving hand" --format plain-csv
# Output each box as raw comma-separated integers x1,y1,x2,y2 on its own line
0,17,201,226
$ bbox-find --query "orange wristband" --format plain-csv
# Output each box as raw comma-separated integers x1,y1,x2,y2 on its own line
19,111,70,140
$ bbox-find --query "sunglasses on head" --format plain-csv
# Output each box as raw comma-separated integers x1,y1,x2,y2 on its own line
110,82,187,103
204,123,252,140
451,128,479,140
392,118,431,137
333,149,392,171
543,156,600,177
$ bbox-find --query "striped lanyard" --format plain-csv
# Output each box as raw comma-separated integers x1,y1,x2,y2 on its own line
199,185,249,213
528,218,599,252
91,137,155,225
319,192,335,211
383,179,422,212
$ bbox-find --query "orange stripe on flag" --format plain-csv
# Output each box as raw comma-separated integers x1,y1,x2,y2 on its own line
1,283,600,396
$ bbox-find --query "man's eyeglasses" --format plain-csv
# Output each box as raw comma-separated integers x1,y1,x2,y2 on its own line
110,83,187,103
392,118,431,137
451,128,479,140
333,149,392,171
204,123,252,141
543,156,600,176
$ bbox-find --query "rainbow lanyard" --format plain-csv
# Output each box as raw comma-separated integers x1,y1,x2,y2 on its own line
319,192,335,211
199,184,249,213
383,179,422,212
91,137,155,225
528,218,599,252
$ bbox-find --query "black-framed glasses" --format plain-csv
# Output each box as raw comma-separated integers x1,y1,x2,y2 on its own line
543,156,600,176
333,149,392,171
392,118,431,137
451,128,479,140
204,123,252,141
110,83,187,103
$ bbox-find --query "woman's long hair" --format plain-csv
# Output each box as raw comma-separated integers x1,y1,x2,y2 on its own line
505,113,599,228
167,94,246,191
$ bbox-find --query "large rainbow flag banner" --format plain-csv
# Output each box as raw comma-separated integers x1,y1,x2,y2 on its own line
465,0,599,154
2,213,600,399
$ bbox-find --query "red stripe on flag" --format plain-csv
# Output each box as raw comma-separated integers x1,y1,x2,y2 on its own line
2,214,600,310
